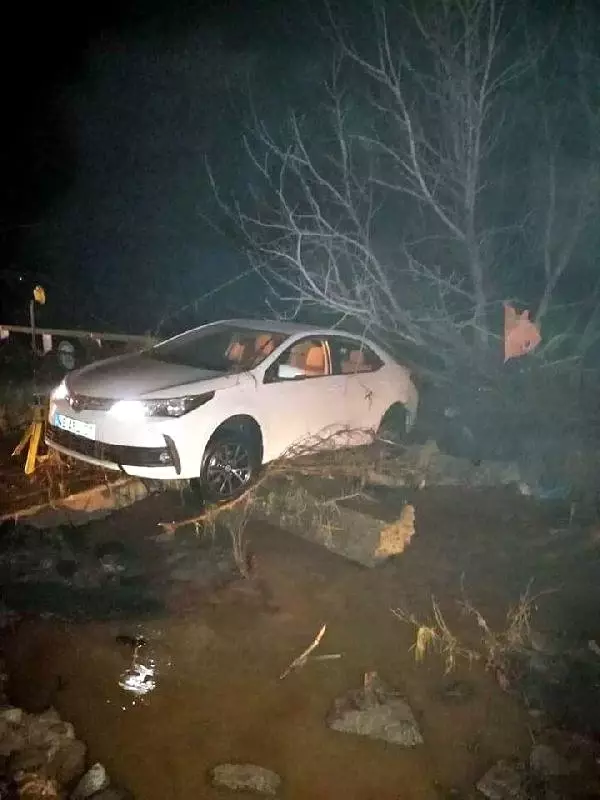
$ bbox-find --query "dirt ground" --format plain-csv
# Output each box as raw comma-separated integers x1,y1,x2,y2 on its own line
2,473,600,799
0,434,116,517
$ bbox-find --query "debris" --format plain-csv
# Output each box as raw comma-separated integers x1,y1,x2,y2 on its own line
279,623,328,680
327,671,423,747
48,738,87,786
588,640,600,658
118,660,156,697
0,708,23,725
529,743,571,777
504,304,541,362
255,480,415,567
476,760,527,800
374,504,415,559
71,763,110,800
210,763,282,796
117,632,168,697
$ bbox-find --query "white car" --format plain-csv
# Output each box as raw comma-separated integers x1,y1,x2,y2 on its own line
46,319,418,501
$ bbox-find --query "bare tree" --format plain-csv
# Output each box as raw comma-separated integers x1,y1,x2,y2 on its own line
210,0,599,377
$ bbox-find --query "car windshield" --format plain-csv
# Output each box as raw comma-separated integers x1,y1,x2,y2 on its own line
149,326,289,372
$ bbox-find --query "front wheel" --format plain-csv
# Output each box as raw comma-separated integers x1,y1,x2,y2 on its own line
200,430,260,504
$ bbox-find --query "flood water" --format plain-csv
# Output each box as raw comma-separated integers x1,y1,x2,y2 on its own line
2,487,599,799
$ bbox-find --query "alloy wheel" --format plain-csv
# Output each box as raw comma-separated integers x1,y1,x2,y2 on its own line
204,440,253,500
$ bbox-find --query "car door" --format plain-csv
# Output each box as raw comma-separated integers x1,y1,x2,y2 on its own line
257,336,356,460
326,336,388,441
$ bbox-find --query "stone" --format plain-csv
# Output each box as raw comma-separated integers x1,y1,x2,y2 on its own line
70,763,109,799
36,708,62,726
8,746,49,775
0,728,26,758
476,761,527,800
26,716,75,749
0,707,23,725
210,763,282,796
48,738,87,786
327,671,423,747
529,744,571,778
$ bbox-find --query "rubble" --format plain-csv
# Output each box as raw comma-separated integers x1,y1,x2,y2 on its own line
210,763,282,796
326,671,423,747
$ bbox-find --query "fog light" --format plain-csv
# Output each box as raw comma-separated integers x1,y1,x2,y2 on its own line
159,451,171,464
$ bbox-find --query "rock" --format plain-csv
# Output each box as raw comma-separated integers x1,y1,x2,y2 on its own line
327,671,423,747
36,708,62,726
530,744,571,778
70,763,110,799
210,763,282,796
0,727,26,758
8,746,49,776
48,738,87,786
26,716,75,749
476,761,527,800
0,708,23,725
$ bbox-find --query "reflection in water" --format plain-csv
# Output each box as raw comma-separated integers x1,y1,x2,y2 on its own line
118,635,170,701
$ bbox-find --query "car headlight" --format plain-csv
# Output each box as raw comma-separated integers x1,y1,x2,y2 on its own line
50,379,68,401
108,392,215,421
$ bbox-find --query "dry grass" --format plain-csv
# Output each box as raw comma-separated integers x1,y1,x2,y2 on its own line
392,583,549,683
158,426,385,537
393,598,479,673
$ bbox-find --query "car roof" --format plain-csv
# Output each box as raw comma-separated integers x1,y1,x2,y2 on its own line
181,318,375,340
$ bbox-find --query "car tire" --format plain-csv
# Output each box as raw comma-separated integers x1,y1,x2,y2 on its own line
377,403,408,448
200,429,261,505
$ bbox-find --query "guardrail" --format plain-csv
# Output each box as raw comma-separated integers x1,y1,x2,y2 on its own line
0,324,157,372
0,324,155,345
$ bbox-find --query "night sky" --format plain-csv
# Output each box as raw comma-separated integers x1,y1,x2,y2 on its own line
2,0,599,342
1,0,322,332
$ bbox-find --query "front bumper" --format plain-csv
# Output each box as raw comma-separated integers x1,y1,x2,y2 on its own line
45,424,182,479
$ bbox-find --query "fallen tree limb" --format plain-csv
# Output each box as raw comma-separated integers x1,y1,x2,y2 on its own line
279,623,328,680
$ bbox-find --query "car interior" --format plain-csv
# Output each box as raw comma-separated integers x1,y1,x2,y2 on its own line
287,340,329,376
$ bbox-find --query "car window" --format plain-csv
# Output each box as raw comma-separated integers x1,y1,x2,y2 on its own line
266,337,330,381
328,337,383,375
150,327,287,372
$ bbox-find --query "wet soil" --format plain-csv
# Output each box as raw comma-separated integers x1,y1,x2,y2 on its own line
0,433,117,518
1,482,600,799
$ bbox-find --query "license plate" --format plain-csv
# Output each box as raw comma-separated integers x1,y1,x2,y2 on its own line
53,413,96,440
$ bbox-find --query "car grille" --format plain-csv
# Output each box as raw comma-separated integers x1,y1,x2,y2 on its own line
66,393,113,412
46,424,172,468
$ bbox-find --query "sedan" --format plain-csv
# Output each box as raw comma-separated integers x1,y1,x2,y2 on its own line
46,319,418,501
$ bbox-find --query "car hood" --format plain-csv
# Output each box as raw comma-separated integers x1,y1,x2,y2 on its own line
66,353,249,399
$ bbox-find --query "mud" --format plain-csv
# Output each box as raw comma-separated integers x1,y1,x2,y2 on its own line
1,483,599,799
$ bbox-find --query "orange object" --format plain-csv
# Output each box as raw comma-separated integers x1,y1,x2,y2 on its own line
504,304,541,362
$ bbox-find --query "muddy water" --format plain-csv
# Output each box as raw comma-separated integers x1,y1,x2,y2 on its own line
3,487,598,799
